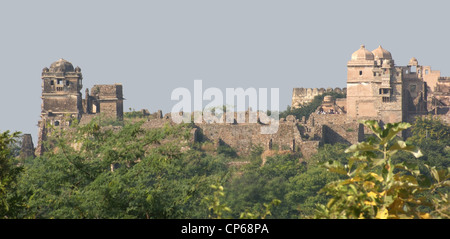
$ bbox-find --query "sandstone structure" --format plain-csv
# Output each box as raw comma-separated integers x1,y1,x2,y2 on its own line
20,134,35,159
138,110,321,159
35,59,124,156
291,87,346,108
293,45,450,125
29,46,449,159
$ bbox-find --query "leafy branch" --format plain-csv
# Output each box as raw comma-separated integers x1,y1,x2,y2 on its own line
316,120,450,219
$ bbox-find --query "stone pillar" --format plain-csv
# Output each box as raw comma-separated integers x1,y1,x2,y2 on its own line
157,110,163,119
20,134,35,159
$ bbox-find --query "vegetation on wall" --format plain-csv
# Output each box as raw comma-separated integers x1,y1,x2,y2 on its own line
280,91,346,121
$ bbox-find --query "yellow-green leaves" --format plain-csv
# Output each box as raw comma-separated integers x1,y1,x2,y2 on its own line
389,140,423,158
378,122,411,146
316,120,450,219
204,184,232,219
345,141,380,154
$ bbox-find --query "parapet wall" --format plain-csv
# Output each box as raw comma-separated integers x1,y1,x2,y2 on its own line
197,118,302,155
92,84,123,99
292,87,347,108
304,113,363,145
139,111,319,158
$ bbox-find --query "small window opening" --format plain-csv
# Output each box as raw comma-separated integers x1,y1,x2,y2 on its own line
379,89,390,95
359,71,363,76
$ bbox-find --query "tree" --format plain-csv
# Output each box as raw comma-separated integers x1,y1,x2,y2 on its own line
224,153,306,218
401,115,450,169
409,115,449,144
315,120,450,219
16,120,230,218
0,131,24,218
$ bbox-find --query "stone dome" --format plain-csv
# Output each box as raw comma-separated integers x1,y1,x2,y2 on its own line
49,58,74,72
372,45,392,60
408,57,419,66
351,45,374,61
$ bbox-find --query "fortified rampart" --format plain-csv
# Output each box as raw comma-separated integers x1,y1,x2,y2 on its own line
136,110,365,159
304,114,363,145
25,45,450,161
137,111,321,159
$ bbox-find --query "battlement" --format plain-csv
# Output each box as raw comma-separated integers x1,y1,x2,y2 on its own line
438,77,450,82
33,46,450,159
140,111,315,157
291,87,347,108
91,84,123,99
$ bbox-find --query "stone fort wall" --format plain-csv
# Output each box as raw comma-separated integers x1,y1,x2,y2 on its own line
305,114,363,145
135,110,368,160
137,111,323,159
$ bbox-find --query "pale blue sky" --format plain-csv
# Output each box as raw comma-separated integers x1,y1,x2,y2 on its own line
1,0,449,143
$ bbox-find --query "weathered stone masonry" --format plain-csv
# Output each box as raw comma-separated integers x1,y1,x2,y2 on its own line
35,59,124,156
27,45,450,159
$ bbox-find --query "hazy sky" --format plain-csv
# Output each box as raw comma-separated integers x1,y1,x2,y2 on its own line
1,0,450,143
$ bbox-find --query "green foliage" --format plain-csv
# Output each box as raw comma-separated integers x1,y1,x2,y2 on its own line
410,115,450,144
215,143,351,219
286,166,342,218
124,108,146,119
16,121,229,219
316,120,450,219
280,91,346,120
225,153,307,218
3,114,448,219
401,116,450,169
203,185,232,219
0,131,25,218
285,144,348,217
239,199,281,219
204,184,281,219
217,144,238,158
310,143,349,165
